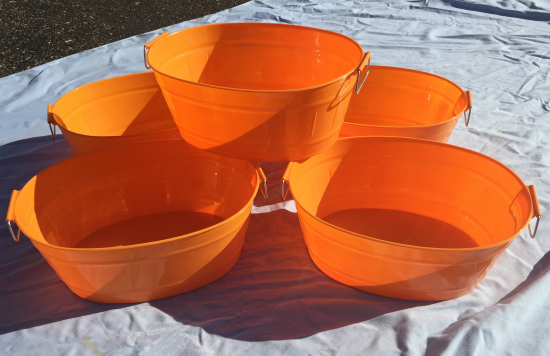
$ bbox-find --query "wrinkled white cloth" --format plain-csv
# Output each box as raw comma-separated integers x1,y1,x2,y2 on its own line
1,0,549,355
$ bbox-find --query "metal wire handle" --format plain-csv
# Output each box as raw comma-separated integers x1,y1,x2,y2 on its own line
261,179,268,200
281,179,290,201
144,46,152,69
528,216,540,238
144,32,169,69
463,108,472,127
7,221,20,242
355,55,371,95
47,105,57,141
48,122,57,141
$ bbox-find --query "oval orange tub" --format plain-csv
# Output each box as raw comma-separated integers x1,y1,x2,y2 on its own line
5,140,267,303
47,72,180,154
282,137,541,301
340,66,473,142
144,23,371,162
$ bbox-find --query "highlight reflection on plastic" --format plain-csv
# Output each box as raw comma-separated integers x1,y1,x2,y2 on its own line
144,23,371,162
6,140,267,303
341,66,473,142
47,72,181,154
283,137,541,301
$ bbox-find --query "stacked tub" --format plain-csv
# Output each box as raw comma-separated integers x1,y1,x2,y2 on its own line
6,23,540,303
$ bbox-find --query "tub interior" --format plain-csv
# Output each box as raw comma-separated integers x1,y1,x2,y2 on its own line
345,66,467,127
53,72,177,137
322,208,479,248
148,23,364,90
18,142,258,249
291,138,532,249
74,212,226,248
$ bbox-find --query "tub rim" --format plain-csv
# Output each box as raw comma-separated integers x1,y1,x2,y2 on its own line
49,72,178,139
284,136,537,253
9,142,263,252
342,65,470,129
146,22,367,94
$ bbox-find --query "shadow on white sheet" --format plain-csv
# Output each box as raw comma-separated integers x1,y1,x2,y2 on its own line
0,136,433,340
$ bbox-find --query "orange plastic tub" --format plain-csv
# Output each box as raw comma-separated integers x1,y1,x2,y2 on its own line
5,140,267,303
144,23,371,162
282,137,541,301
340,66,473,142
47,72,180,154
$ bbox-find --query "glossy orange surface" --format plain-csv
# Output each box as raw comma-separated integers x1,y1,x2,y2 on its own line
145,23,368,161
283,137,540,301
6,140,266,303
48,72,180,154
341,66,473,142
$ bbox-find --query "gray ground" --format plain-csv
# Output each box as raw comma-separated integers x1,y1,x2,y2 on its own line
0,0,249,78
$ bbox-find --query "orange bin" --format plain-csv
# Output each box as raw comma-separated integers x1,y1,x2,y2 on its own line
144,23,370,162
5,140,267,303
341,66,473,142
282,137,541,301
47,72,180,154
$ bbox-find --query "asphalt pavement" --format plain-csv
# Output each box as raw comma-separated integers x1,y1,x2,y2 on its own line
0,0,249,78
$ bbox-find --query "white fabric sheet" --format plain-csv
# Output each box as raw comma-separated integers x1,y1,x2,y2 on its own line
1,0,549,354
